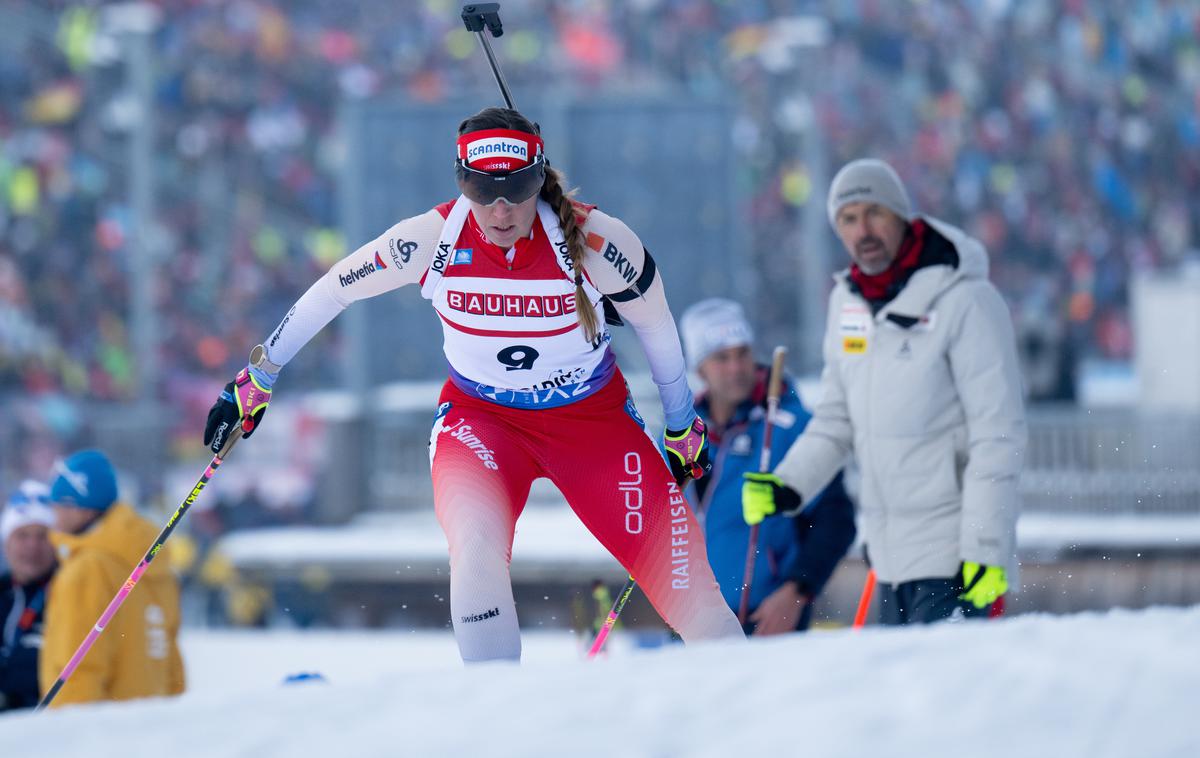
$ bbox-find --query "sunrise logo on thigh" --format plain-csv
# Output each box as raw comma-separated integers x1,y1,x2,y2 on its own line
440,418,500,470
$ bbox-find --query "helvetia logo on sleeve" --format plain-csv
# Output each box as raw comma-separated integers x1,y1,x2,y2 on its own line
338,252,388,288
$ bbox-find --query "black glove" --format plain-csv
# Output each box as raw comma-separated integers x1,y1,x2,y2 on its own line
203,367,272,454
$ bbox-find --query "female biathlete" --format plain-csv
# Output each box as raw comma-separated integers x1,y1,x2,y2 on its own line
203,108,744,661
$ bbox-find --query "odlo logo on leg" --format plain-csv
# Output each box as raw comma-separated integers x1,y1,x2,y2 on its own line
619,452,643,535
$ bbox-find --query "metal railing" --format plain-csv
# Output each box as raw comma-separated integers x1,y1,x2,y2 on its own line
361,402,1200,516
5,398,1200,518
1021,406,1200,514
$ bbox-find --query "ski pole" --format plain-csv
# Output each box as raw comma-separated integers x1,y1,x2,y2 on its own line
586,574,636,659
461,3,515,109
852,568,876,629
738,346,788,627
37,430,244,711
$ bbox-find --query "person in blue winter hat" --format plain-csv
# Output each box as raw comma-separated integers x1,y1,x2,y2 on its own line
680,299,857,634
48,450,120,531
40,450,186,707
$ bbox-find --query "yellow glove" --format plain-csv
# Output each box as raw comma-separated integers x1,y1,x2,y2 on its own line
958,561,1007,609
741,472,801,526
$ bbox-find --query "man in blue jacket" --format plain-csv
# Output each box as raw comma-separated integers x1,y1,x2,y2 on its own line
681,299,857,634
0,481,57,711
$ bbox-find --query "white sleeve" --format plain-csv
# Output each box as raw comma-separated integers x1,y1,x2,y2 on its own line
949,281,1026,568
581,209,695,430
260,278,344,368
615,275,695,430
261,209,442,367
774,292,855,505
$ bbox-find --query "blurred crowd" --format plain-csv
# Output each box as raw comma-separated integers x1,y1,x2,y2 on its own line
0,0,1197,429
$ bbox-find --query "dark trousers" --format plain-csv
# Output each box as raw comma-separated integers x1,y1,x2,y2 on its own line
877,578,990,626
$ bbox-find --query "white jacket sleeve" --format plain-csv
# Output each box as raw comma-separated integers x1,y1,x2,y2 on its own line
261,210,442,367
773,292,855,508
948,281,1026,567
581,210,694,429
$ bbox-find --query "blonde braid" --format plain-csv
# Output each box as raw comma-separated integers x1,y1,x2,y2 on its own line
541,166,600,343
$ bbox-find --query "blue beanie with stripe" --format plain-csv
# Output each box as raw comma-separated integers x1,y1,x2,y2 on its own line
50,450,118,512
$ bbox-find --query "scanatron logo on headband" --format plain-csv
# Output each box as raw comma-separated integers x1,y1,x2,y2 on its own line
457,128,543,173
467,138,527,169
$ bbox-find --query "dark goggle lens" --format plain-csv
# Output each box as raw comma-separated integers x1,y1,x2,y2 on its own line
455,157,545,206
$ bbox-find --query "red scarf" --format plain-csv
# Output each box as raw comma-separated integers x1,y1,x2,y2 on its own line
849,219,926,302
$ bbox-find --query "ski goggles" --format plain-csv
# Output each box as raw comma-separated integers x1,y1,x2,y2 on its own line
455,127,546,206
455,155,546,206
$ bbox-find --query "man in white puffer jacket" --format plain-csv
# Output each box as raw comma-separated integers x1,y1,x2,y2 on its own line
742,159,1026,624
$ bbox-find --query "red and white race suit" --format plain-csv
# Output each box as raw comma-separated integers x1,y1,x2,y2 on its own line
260,196,743,659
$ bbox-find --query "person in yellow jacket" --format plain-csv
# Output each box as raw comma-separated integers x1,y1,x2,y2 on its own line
40,450,185,707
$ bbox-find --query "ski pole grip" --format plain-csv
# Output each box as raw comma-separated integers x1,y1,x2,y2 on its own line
461,3,515,110
768,346,787,403
217,427,244,459
462,4,503,36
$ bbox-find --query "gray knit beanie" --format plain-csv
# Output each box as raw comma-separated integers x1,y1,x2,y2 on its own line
827,158,912,228
680,298,755,371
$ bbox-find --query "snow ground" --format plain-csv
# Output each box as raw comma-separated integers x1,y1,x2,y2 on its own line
2,606,1196,757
